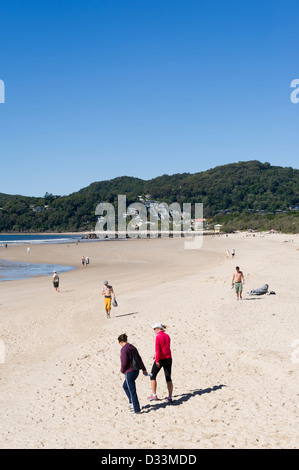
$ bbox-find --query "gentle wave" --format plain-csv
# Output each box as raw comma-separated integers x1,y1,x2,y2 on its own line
0,259,75,282
0,234,82,245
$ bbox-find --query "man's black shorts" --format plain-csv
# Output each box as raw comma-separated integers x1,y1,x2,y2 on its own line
150,357,172,382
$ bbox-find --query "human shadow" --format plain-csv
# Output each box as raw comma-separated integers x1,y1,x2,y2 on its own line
142,384,226,413
115,312,138,318
244,297,263,301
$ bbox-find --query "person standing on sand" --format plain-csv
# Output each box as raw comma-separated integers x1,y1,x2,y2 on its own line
101,280,116,318
231,248,235,258
118,333,147,415
147,323,173,403
52,271,60,292
231,266,245,300
81,256,85,267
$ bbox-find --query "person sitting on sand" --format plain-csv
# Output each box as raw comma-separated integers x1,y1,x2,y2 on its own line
101,281,116,319
231,266,245,300
249,284,269,295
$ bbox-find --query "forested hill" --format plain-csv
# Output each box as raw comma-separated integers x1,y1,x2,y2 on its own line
0,160,299,233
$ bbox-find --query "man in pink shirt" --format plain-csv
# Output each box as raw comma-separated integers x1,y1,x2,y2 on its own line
147,322,173,403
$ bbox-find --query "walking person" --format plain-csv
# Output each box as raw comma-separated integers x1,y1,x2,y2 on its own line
231,266,245,300
118,333,147,415
52,271,60,292
81,256,85,267
101,280,116,318
147,323,173,403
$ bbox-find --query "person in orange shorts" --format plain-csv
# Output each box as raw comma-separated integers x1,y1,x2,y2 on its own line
101,280,116,318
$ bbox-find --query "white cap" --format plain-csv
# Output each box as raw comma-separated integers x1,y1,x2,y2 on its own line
152,322,164,329
103,281,108,285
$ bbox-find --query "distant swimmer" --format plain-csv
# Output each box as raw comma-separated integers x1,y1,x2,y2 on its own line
231,266,245,300
52,271,60,292
101,281,116,319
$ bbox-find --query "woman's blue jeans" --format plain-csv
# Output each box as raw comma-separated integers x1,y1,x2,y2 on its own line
123,370,140,413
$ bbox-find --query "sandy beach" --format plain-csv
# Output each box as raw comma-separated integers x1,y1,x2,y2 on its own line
0,232,299,449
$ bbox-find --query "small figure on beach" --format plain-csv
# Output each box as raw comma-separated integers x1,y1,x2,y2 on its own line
86,256,90,266
118,333,147,415
231,266,245,300
27,247,31,254
101,281,116,319
226,250,230,259
81,256,85,267
147,323,173,403
52,271,60,292
249,284,269,295
231,248,235,258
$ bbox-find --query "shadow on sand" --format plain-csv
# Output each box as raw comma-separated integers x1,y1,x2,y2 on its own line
142,384,226,413
115,312,138,318
243,297,263,301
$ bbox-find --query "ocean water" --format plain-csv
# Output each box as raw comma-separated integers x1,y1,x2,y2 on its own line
0,233,124,281
0,259,75,282
0,234,82,245
0,234,80,281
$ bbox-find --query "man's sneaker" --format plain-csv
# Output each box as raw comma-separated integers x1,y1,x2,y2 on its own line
128,403,133,410
147,394,158,401
166,397,173,403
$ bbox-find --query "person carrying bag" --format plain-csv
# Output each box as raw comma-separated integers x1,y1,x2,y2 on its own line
118,333,147,414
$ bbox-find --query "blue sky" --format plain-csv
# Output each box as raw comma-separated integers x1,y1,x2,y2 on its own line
0,0,298,196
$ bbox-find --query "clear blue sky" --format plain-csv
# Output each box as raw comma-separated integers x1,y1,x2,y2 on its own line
0,0,298,196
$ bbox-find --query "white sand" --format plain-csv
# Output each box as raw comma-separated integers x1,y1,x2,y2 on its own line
0,233,299,449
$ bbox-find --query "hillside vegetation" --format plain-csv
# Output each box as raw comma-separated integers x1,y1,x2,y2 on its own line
0,161,298,233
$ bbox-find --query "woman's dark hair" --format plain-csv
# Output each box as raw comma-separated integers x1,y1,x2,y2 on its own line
118,333,128,343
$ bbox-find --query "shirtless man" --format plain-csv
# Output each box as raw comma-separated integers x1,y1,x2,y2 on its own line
231,266,245,300
101,281,116,318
